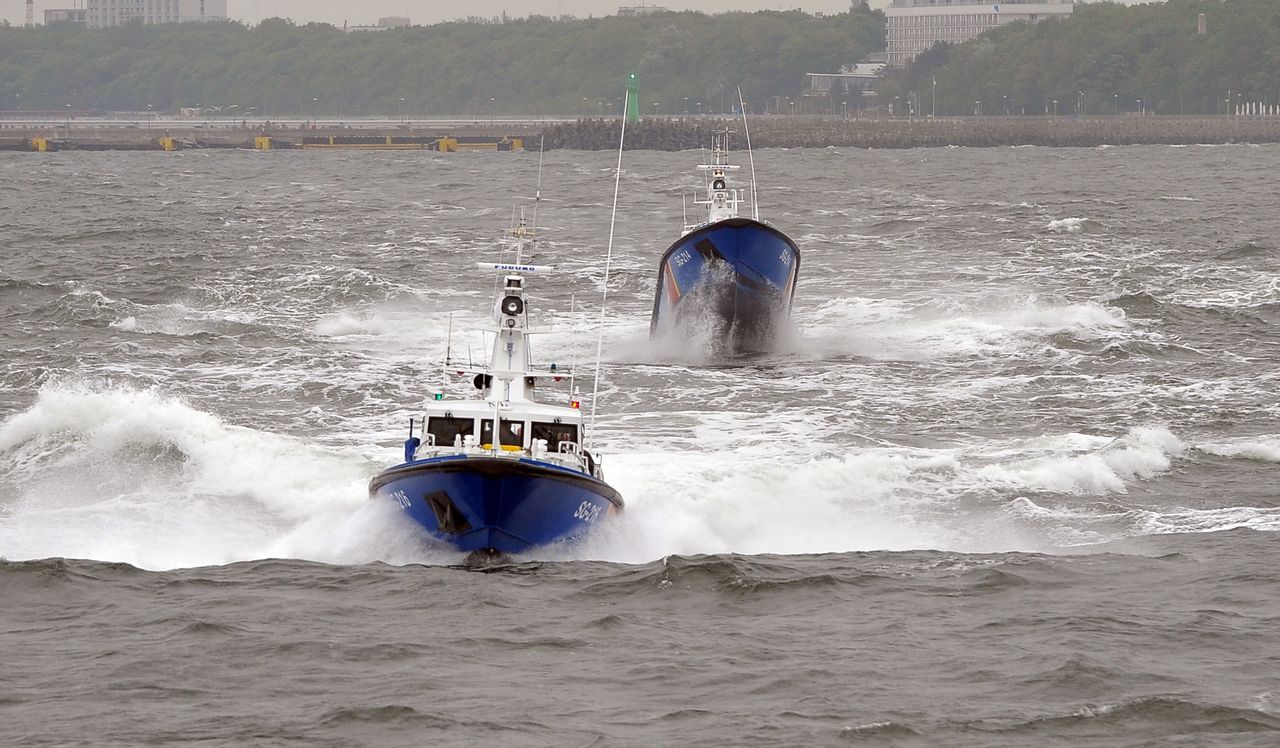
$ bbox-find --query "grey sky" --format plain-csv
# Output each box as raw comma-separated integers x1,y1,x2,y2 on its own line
0,0,1152,26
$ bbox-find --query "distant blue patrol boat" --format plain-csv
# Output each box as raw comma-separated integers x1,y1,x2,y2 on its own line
650,129,800,353
369,217,622,558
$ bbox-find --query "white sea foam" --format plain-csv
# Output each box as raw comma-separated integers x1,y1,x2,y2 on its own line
792,294,1130,361
0,383,381,569
0,384,1267,570
1197,435,1280,463
1047,217,1091,233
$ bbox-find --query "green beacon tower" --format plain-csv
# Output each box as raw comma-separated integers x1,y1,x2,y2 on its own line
626,72,640,123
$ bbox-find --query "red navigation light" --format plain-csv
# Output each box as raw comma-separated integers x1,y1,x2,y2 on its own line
570,399,581,409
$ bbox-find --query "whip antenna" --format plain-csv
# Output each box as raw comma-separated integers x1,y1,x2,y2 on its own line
527,134,546,264
737,86,760,221
588,90,628,441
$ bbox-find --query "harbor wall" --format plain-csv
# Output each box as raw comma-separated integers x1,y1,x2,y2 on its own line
544,116,1280,150
4,117,1280,152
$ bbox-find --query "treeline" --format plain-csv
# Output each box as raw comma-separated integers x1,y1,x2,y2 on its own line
880,0,1280,117
0,9,884,116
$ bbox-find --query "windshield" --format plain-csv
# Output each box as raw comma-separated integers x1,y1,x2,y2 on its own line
427,416,474,447
531,422,579,453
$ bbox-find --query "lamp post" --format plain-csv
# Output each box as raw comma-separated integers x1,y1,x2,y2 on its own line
683,96,689,114
1002,94,1008,116
1078,90,1085,116
696,101,703,115
1052,99,1058,116
1137,98,1143,116
653,101,660,117
974,100,980,117
932,77,937,117
1114,93,1119,115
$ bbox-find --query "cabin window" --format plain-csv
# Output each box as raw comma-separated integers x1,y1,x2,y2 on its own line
427,416,474,447
532,422,579,453
480,419,526,447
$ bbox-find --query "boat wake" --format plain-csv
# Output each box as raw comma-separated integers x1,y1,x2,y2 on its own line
4,384,1278,570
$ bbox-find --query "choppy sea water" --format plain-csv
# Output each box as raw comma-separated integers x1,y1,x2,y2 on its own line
1,145,1278,746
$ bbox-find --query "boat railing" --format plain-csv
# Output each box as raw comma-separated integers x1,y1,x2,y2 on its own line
557,441,590,471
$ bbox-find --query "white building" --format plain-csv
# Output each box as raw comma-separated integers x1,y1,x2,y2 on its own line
617,5,668,16
344,16,412,32
886,0,1074,68
84,0,227,29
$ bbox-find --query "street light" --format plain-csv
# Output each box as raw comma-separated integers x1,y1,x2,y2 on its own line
1114,93,1119,115
1137,98,1143,116
1078,90,1085,116
974,100,980,117
683,96,689,114
1052,99,1058,116
1002,94,1008,115
653,101,660,116
696,101,703,115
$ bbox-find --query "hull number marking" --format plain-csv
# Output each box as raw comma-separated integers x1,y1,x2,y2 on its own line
573,501,603,523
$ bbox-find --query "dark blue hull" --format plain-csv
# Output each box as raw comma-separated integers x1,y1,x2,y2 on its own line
369,455,623,555
650,218,800,353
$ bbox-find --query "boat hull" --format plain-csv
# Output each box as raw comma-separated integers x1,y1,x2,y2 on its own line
650,218,800,353
369,455,623,555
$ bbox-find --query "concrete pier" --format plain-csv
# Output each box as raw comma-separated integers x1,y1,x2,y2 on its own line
4,116,1280,153
0,123,538,152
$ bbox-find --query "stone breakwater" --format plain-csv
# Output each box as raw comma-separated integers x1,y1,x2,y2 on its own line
543,115,1280,150
5,116,1280,152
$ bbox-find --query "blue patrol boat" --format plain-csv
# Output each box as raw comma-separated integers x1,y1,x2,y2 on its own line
650,129,800,353
369,242,622,557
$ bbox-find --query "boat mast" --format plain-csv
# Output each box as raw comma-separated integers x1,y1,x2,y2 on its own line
738,86,760,221
588,90,629,445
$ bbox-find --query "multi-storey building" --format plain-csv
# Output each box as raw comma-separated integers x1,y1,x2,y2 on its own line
45,8,89,26
84,0,227,29
886,0,1074,68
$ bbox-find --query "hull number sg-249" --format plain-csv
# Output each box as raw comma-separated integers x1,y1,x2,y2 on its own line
573,501,603,523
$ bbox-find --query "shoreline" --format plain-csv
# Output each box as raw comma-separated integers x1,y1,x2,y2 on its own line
3,116,1280,152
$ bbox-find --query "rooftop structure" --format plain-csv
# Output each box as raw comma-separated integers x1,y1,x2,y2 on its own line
886,0,1074,68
